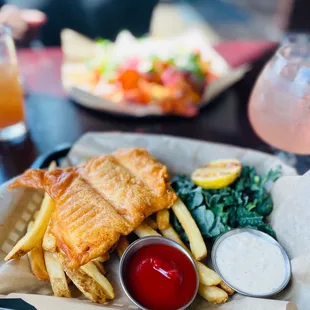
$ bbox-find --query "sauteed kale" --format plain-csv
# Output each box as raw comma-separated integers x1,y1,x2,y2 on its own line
171,166,281,241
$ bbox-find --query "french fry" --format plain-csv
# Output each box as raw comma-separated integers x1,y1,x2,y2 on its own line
219,281,235,295
196,261,222,286
171,198,207,260
60,255,106,304
198,285,228,304
156,209,170,230
44,251,71,298
116,236,129,258
143,217,158,230
81,261,114,300
160,224,221,286
42,221,57,253
27,222,49,280
33,211,39,220
93,261,106,275
92,253,110,263
108,242,118,254
134,223,161,238
5,162,57,260
160,224,187,249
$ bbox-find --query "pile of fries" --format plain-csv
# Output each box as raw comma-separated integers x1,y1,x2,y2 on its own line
5,162,233,305
5,162,114,303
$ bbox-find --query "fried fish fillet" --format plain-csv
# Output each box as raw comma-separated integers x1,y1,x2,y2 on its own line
9,148,176,267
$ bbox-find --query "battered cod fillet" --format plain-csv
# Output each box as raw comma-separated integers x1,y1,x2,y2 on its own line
9,148,176,267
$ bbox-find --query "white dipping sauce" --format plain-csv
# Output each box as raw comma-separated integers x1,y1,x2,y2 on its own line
216,232,287,295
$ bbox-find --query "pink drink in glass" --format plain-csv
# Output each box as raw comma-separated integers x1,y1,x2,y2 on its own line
249,44,310,154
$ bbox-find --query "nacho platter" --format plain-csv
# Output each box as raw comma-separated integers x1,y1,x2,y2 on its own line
61,30,247,117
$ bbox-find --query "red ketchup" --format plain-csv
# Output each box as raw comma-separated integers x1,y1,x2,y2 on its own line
125,244,197,310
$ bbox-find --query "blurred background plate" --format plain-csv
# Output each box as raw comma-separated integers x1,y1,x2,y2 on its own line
61,29,248,117
67,66,247,117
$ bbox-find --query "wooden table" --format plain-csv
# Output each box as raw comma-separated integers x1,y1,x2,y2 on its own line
0,44,292,183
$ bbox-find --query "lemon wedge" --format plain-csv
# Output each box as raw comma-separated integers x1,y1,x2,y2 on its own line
191,159,242,189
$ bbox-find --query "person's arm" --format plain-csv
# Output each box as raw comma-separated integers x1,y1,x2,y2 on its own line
0,4,46,42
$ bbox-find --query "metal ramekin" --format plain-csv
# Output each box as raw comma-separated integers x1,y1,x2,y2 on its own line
119,236,199,310
211,228,292,298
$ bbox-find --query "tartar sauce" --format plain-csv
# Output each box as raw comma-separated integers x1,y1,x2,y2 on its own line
216,232,287,295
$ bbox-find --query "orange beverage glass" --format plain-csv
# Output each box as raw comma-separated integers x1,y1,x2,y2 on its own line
0,26,26,141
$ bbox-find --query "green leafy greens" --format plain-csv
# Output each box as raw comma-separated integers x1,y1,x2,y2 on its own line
171,165,281,242
175,52,205,85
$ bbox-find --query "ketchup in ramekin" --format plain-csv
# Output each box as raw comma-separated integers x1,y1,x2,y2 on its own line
119,237,199,310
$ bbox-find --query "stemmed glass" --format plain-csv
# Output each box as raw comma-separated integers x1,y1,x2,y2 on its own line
248,38,310,167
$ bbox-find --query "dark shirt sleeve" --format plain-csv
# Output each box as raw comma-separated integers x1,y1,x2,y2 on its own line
91,0,159,40
125,0,160,37
5,0,159,46
42,0,159,46
109,0,159,39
